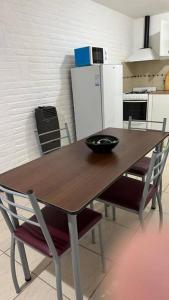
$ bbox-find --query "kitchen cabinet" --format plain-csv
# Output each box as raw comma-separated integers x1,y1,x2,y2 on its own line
148,94,169,131
150,20,169,58
160,21,169,57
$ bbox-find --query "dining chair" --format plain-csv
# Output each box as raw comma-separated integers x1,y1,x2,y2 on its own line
128,116,167,208
0,187,105,300
127,116,167,180
97,138,169,229
38,122,71,155
104,117,167,218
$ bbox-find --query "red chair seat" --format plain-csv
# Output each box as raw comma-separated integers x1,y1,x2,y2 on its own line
15,207,102,257
100,176,157,211
128,157,150,176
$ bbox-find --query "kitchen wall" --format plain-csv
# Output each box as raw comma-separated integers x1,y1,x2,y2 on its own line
0,0,133,172
123,60,169,92
123,12,169,92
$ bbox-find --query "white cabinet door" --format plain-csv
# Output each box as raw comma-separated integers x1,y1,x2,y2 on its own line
150,95,169,131
150,20,169,57
160,21,169,57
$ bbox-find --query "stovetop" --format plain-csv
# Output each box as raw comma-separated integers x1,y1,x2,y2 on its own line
125,90,149,94
123,87,157,101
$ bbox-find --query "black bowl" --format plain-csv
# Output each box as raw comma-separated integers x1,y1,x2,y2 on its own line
85,134,119,153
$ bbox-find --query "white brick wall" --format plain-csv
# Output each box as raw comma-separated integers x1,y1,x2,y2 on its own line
0,0,133,173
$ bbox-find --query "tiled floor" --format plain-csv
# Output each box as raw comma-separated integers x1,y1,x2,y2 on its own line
0,163,169,300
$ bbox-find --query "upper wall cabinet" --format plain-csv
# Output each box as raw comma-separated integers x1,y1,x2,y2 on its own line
150,20,169,58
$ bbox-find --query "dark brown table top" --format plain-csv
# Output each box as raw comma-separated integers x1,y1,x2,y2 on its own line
0,128,168,214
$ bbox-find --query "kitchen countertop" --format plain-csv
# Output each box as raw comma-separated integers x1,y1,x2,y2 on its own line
150,91,169,95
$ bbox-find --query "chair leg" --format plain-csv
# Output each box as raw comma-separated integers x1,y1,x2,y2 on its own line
151,176,162,211
105,204,109,218
142,175,146,182
17,241,31,281
112,206,116,221
156,191,163,230
91,228,96,244
53,256,63,300
98,223,105,273
138,212,145,231
159,178,162,200
151,177,157,210
11,237,20,294
89,202,96,244
151,196,157,210
8,193,31,282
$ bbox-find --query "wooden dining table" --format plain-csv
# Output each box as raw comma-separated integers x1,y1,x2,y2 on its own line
0,127,168,300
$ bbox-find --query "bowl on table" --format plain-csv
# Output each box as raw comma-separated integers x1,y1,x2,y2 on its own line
85,134,119,153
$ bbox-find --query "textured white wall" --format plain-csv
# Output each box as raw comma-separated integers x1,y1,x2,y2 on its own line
0,0,133,172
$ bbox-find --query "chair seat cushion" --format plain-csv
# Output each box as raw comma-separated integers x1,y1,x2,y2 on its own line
128,157,151,176
14,207,102,257
99,176,156,211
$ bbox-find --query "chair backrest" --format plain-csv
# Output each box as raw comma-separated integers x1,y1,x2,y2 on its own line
0,187,58,258
128,116,167,132
139,138,169,212
38,122,71,155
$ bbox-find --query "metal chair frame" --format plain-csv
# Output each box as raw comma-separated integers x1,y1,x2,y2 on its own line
104,117,167,219
128,116,166,178
0,187,105,300
128,116,167,208
100,139,169,230
37,122,71,155
128,116,167,132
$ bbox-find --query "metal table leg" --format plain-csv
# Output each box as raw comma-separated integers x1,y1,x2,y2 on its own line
68,214,83,300
7,193,31,281
89,202,96,243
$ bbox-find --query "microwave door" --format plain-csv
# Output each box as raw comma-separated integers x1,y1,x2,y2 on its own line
92,47,104,64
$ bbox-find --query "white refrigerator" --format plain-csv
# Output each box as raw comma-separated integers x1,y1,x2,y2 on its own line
71,64,123,140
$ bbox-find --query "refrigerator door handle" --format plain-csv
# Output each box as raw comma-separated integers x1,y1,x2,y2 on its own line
94,74,101,86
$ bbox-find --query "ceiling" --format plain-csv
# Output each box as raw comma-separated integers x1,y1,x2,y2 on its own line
93,0,169,18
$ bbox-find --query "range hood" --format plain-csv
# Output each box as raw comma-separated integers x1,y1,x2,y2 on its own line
127,16,159,62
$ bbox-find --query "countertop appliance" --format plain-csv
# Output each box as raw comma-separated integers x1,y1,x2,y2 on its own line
74,46,108,67
71,64,123,140
123,87,157,128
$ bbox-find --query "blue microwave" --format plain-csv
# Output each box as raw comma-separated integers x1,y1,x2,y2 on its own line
74,46,108,67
